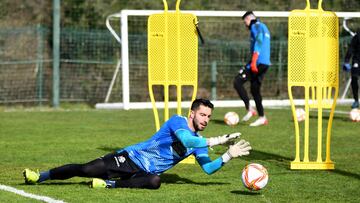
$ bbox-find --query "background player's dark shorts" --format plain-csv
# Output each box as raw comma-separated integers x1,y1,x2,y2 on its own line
235,64,269,83
101,151,144,179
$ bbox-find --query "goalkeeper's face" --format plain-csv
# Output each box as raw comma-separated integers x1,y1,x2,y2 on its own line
191,105,212,131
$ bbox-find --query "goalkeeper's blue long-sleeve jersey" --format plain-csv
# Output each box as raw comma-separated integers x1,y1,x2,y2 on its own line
248,19,271,66
120,115,223,175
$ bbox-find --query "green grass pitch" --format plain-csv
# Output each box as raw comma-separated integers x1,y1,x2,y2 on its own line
0,106,359,202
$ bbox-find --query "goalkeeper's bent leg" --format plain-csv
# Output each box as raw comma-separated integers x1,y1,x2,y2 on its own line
49,158,107,181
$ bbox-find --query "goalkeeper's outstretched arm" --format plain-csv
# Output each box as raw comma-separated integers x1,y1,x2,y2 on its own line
196,140,252,175
175,129,241,148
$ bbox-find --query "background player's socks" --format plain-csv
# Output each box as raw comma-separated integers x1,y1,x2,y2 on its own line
351,101,359,109
249,116,268,127
242,107,257,122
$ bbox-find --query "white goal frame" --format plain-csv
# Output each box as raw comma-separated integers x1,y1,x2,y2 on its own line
96,10,360,110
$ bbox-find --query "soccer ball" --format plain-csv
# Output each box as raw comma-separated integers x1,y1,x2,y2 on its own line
349,109,360,122
295,108,306,122
241,163,269,191
224,112,239,126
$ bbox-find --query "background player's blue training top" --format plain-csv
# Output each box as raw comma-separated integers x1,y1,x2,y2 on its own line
120,115,212,174
248,19,271,66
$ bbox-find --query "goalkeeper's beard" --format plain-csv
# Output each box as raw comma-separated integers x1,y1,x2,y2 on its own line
192,116,207,132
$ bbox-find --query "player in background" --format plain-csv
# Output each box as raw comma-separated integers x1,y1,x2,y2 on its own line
343,28,360,109
23,99,251,189
234,11,271,126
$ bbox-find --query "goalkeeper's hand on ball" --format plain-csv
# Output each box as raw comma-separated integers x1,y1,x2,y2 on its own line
207,132,241,147
221,139,252,163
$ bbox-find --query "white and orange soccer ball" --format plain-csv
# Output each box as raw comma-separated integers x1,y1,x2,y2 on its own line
241,163,269,191
224,112,239,126
295,108,306,122
349,109,360,122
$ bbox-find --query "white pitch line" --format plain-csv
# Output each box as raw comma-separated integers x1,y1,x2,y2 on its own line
0,184,65,203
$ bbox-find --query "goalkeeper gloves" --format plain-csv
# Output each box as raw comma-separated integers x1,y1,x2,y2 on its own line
207,132,241,147
343,63,351,72
221,139,252,163
250,52,259,74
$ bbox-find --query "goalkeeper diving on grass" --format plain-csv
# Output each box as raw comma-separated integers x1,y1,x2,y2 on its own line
23,99,252,189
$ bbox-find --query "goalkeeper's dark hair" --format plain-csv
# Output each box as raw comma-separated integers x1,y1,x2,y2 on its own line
242,11,255,20
191,99,214,110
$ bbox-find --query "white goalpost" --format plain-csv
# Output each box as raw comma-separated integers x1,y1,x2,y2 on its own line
96,10,360,110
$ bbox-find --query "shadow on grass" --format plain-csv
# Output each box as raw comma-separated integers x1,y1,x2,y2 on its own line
160,173,228,186
286,167,360,180
96,146,123,152
230,190,262,195
19,181,89,186
212,119,226,125
211,119,248,126
308,114,348,122
330,169,360,180
241,150,292,162
19,175,228,187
